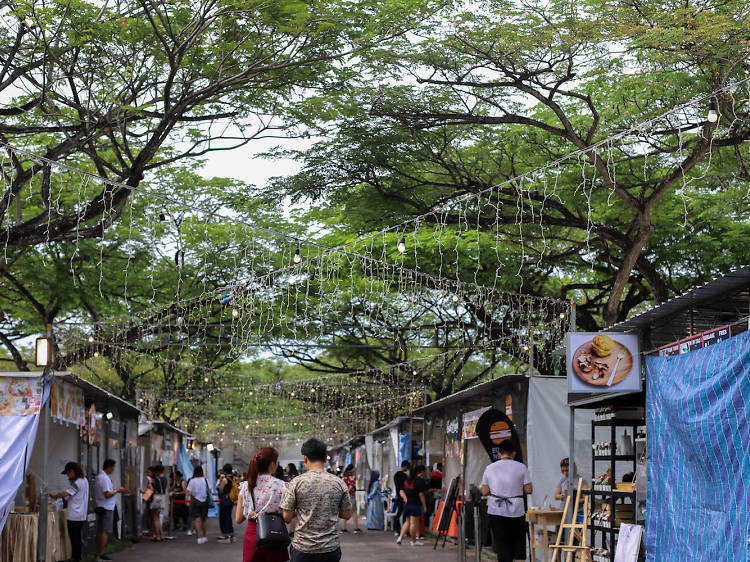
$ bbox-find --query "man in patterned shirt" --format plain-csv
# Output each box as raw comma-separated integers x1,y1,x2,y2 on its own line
282,438,352,561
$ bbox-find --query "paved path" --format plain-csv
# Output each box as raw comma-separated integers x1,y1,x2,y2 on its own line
113,519,465,562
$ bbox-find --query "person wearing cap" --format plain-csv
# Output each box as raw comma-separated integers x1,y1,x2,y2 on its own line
50,462,89,562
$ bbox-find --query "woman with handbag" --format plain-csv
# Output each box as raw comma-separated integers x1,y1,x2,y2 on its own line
235,447,290,562
186,466,212,544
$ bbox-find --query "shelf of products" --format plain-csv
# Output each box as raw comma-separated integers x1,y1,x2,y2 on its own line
590,416,645,562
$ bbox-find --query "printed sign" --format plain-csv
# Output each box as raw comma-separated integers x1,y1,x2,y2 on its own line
51,379,85,426
462,407,490,439
658,325,732,357
567,332,642,393
0,377,43,415
475,408,523,463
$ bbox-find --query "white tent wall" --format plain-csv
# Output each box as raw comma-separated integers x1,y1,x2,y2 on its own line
25,419,79,505
527,376,594,510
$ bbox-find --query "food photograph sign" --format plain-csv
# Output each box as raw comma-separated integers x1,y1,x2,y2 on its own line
566,332,642,393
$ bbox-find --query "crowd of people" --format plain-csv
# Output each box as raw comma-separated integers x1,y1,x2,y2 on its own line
50,436,560,562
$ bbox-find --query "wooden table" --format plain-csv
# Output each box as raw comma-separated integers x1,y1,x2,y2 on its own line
527,509,565,562
0,510,71,562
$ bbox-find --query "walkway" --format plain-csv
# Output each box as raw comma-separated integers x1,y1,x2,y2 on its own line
113,518,466,562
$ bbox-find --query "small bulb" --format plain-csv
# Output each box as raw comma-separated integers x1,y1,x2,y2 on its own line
293,247,302,264
707,99,719,123
523,345,529,351
176,316,183,325
452,294,459,303
232,308,239,317
397,236,406,253
88,336,94,343
559,313,565,319
204,377,209,383
93,352,99,357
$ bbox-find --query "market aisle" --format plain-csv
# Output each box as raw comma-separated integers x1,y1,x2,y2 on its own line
112,519,463,561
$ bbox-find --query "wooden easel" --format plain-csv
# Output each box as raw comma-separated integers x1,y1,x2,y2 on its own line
550,478,593,562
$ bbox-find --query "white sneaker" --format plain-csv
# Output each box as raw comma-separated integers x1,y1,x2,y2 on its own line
186,529,193,536
197,537,208,544
410,540,424,546
396,536,403,544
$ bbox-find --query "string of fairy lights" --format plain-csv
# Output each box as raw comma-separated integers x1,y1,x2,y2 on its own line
3,76,749,443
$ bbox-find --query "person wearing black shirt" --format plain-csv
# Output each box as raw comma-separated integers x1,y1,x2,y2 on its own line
392,460,410,534
396,465,427,546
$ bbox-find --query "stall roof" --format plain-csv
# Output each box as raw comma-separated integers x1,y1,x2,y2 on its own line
56,372,143,418
369,416,412,436
150,420,192,438
412,374,527,416
605,265,750,348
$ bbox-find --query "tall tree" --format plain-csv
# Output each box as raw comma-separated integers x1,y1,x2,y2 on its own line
268,0,750,329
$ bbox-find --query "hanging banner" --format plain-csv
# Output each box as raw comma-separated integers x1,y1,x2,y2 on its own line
0,377,43,416
567,332,642,393
658,325,732,357
462,407,490,440
50,379,85,426
475,408,523,463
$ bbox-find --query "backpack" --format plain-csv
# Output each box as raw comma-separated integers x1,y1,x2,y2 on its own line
228,476,239,503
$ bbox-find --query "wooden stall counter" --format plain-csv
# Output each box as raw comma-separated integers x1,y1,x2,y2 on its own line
0,510,72,562
527,508,565,562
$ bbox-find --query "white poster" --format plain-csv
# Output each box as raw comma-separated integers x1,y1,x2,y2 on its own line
567,332,641,393
614,523,643,561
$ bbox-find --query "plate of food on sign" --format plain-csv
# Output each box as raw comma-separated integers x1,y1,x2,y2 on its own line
572,334,633,387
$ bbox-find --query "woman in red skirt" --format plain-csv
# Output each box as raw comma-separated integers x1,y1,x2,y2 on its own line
235,447,290,562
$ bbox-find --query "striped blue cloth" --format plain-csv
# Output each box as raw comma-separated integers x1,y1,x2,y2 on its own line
646,330,750,560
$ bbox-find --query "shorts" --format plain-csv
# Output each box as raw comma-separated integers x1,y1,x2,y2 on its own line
488,514,526,562
95,508,114,534
192,499,209,519
403,504,423,517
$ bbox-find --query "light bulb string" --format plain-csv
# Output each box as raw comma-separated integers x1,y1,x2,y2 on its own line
62,330,526,388
6,75,742,327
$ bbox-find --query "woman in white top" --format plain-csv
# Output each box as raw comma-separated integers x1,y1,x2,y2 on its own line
50,462,89,562
235,446,289,562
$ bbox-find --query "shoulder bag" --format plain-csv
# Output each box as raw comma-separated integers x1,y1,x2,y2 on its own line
204,478,214,506
251,485,291,549
142,480,154,503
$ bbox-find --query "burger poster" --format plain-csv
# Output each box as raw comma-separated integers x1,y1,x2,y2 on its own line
566,332,641,393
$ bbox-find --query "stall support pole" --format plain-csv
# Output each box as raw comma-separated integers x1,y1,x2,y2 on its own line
37,374,51,562
473,504,481,562
568,407,576,508
457,500,466,562
409,417,414,462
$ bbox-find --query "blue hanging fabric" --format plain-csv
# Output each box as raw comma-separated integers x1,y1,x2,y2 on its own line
177,443,193,480
646,330,750,561
398,433,410,466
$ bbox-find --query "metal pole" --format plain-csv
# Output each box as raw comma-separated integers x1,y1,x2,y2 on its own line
570,299,577,332
457,499,466,562
37,372,51,562
408,417,414,462
568,407,576,503
473,504,481,562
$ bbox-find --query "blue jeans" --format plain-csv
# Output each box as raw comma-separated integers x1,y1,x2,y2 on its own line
290,547,341,562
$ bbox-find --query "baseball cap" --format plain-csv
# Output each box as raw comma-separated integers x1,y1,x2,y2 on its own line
61,462,77,474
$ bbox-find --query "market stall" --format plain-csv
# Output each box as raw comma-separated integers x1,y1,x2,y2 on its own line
563,265,750,561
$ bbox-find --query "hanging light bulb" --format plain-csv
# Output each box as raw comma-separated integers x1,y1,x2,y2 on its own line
232,308,239,317
397,236,406,253
88,336,94,343
93,351,99,357
204,377,209,383
176,316,183,326
707,99,719,123
293,247,302,264
452,294,459,303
